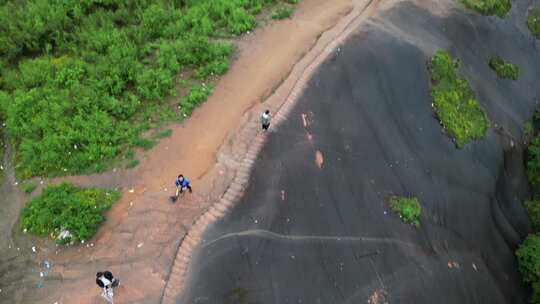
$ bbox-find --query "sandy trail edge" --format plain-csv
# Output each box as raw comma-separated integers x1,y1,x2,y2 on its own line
161,0,383,303
18,1,368,303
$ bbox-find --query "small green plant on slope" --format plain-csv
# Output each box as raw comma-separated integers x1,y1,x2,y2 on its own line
272,6,294,19
462,0,511,17
390,197,422,227
526,200,540,232
21,182,37,194
525,122,534,138
20,183,120,244
429,50,490,148
489,57,519,80
527,135,540,192
516,234,540,304
528,7,540,39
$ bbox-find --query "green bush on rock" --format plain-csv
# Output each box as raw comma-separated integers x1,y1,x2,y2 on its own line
527,135,540,192
489,57,519,80
390,196,422,227
429,50,489,148
526,200,540,231
20,183,120,244
462,0,511,17
528,7,540,39
516,234,540,303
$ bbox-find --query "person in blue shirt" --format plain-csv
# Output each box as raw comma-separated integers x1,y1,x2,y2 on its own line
175,174,193,197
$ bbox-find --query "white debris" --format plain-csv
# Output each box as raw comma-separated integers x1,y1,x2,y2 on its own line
137,243,144,248
40,272,44,277
40,180,44,184
81,240,85,244
32,246,36,252
23,228,27,233
57,229,72,241
129,188,135,193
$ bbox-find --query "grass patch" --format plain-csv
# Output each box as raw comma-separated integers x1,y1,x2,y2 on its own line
528,7,540,39
21,182,37,194
0,0,281,179
462,0,511,17
132,138,156,151
272,6,294,19
20,183,120,244
488,57,519,80
389,196,422,227
429,50,489,148
180,84,213,116
126,159,139,169
155,129,172,139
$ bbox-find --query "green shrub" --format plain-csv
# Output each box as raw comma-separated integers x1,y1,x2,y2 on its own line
272,6,293,19
489,57,519,80
528,7,540,39
389,196,422,227
528,135,540,192
516,234,540,303
462,0,511,17
21,182,37,194
527,200,540,231
20,183,120,244
429,50,489,148
132,138,156,151
180,85,214,116
155,129,173,139
126,159,139,169
525,122,534,138
0,0,276,178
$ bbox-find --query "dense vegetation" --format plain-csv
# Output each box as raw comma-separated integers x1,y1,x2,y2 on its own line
389,196,422,227
429,50,489,148
489,57,519,80
529,7,540,39
520,110,540,303
462,0,511,17
0,0,295,178
20,183,120,244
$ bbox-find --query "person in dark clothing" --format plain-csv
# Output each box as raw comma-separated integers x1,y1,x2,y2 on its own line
96,271,119,303
261,110,271,130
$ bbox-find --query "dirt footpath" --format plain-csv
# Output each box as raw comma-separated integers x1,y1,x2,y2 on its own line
0,1,361,303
